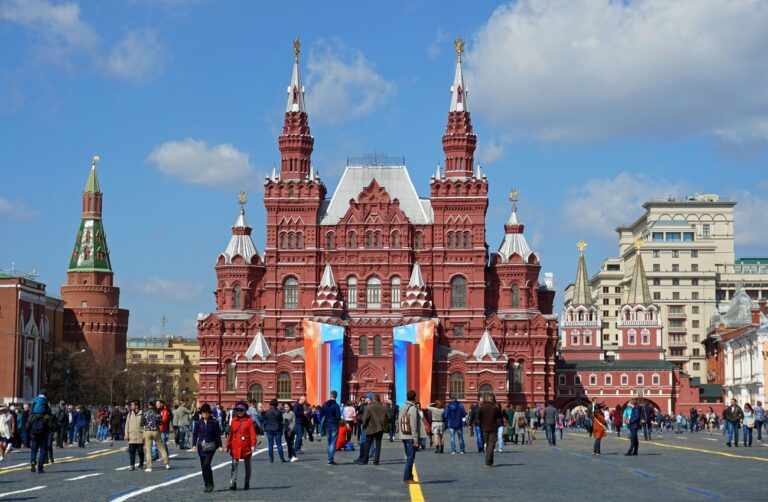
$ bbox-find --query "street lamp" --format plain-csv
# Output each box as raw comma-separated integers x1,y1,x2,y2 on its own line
63,349,88,403
109,368,129,446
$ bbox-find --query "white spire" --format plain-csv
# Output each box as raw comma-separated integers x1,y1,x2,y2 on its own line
286,39,306,113
475,163,482,179
408,262,425,288
245,331,272,361
271,164,278,182
308,162,315,181
221,204,260,264
434,162,441,179
319,263,336,288
450,37,468,112
473,330,500,361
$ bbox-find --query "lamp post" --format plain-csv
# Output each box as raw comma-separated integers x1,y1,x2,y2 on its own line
62,349,88,404
109,368,129,446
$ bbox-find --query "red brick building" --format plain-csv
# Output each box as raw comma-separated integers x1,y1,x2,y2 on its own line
557,240,719,413
60,157,129,367
197,40,558,408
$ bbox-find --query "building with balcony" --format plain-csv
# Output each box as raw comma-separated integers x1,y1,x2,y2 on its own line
126,336,200,404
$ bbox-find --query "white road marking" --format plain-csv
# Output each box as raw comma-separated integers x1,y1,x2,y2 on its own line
675,436,688,440
65,473,102,481
702,438,718,441
111,444,282,501
88,449,110,455
115,453,179,470
0,462,31,469
0,486,47,499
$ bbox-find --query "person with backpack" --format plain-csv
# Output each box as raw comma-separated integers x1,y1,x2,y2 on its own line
226,402,258,490
513,405,527,445
398,390,422,484
444,398,466,454
26,406,50,473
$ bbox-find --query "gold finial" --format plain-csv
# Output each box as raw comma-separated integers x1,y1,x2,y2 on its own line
509,188,519,203
293,38,301,63
634,237,644,250
454,37,465,63
238,191,247,214
577,240,587,254
91,155,100,168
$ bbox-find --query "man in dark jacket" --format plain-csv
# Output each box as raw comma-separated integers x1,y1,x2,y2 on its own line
625,399,641,456
724,398,744,447
293,396,306,454
445,399,467,454
386,401,399,442
321,390,341,465
26,412,49,473
261,399,285,463
477,395,502,467
360,394,390,465
55,401,68,448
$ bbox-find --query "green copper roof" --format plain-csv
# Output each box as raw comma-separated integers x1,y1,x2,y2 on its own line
572,252,593,306
68,218,112,272
735,258,768,264
557,359,677,371
84,166,101,193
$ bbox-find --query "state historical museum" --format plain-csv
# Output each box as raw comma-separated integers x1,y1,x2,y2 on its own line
197,40,558,408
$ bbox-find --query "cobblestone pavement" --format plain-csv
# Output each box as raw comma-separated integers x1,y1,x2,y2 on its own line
0,430,766,501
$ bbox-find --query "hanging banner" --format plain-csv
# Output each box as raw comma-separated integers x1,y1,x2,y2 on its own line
393,320,436,406
302,320,344,406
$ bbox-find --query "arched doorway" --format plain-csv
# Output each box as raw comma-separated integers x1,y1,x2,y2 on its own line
248,383,263,405
478,383,494,403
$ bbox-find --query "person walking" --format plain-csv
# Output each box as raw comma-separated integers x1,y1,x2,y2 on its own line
174,401,192,449
477,395,502,467
706,407,717,435
192,403,224,493
724,398,744,447
624,399,640,456
593,406,607,455
543,400,558,447
512,406,527,445
282,403,297,462
293,396,306,455
386,401,399,442
156,401,172,456
54,401,68,448
613,406,623,437
110,406,124,441
360,394,389,465
125,400,145,470
444,398,466,454
261,399,285,463
74,405,88,448
399,390,422,484
753,401,765,442
141,401,170,471
26,411,49,473
643,401,654,440
742,403,755,447
226,402,258,490
320,391,342,465
426,400,445,453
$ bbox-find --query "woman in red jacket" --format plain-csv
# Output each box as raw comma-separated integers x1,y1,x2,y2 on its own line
612,405,623,437
226,402,258,491
593,407,607,455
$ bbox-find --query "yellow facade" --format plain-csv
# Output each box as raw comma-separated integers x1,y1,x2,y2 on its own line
126,336,200,405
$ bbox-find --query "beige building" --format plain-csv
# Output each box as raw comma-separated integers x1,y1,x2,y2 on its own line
566,194,768,382
126,336,200,404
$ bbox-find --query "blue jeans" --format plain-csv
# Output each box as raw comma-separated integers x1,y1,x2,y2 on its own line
30,434,46,469
449,427,465,453
593,437,602,454
474,425,483,451
755,421,764,441
294,423,303,452
326,427,338,462
726,421,740,445
179,425,190,449
356,428,367,461
545,424,556,445
402,439,416,481
742,426,753,446
266,430,284,461
76,425,87,447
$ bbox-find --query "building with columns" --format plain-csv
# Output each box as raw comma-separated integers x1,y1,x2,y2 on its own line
197,39,558,408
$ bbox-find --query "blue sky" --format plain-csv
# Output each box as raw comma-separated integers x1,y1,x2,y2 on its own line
2,0,767,339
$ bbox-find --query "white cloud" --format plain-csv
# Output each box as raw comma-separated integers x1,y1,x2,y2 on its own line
0,197,38,221
140,276,203,303
306,40,395,124
104,29,168,83
564,172,689,238
148,138,261,190
732,188,768,247
477,137,506,164
427,29,448,60
467,0,768,143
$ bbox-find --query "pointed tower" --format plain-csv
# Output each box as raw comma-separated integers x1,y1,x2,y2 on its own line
401,263,433,318
278,38,314,181
61,156,129,366
312,264,343,316
616,238,663,359
560,241,602,359
442,37,476,179
215,192,265,310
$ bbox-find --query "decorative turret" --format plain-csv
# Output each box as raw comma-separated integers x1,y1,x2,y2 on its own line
401,262,432,317
571,240,593,307
69,156,111,273
625,238,651,305
278,38,314,181
244,331,272,361
497,189,537,264
312,264,343,316
442,37,476,179
219,192,261,265
473,329,501,361
560,241,601,357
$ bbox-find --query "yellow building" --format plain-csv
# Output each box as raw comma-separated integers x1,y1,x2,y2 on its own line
126,336,199,405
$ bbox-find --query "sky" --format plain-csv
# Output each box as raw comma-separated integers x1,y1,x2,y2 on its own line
1,0,767,339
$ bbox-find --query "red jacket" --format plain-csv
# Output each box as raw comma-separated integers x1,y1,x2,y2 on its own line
158,408,172,433
226,415,258,459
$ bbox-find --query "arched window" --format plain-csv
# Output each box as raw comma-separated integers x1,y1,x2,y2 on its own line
365,232,373,248
456,185,462,196
348,231,357,248
641,329,650,345
226,361,236,391
277,372,291,400
584,330,592,345
621,374,628,386
288,186,294,197
511,284,520,308
478,383,494,403
347,277,358,309
283,277,299,309
628,329,637,345
571,330,580,346
652,374,660,386
233,285,242,309
450,372,465,400
451,276,467,308
415,232,423,249
296,233,303,249
589,374,597,386
605,375,613,386
391,276,401,309
464,231,471,248
637,374,644,386
375,232,382,248
366,277,382,308
248,383,263,404
391,231,399,247
280,233,287,249
373,335,382,356
288,232,295,249
510,361,524,392
359,335,368,356
447,231,454,248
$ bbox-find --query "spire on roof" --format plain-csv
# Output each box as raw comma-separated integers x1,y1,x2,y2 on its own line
245,331,272,361
450,37,468,112
286,38,306,113
84,155,101,193
473,329,500,361
475,162,483,179
408,262,425,288
497,189,537,263
626,238,652,305
221,192,260,264
312,263,342,314
319,263,336,288
309,162,315,181
571,240,593,307
434,162,441,179
270,163,278,182
402,262,432,314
